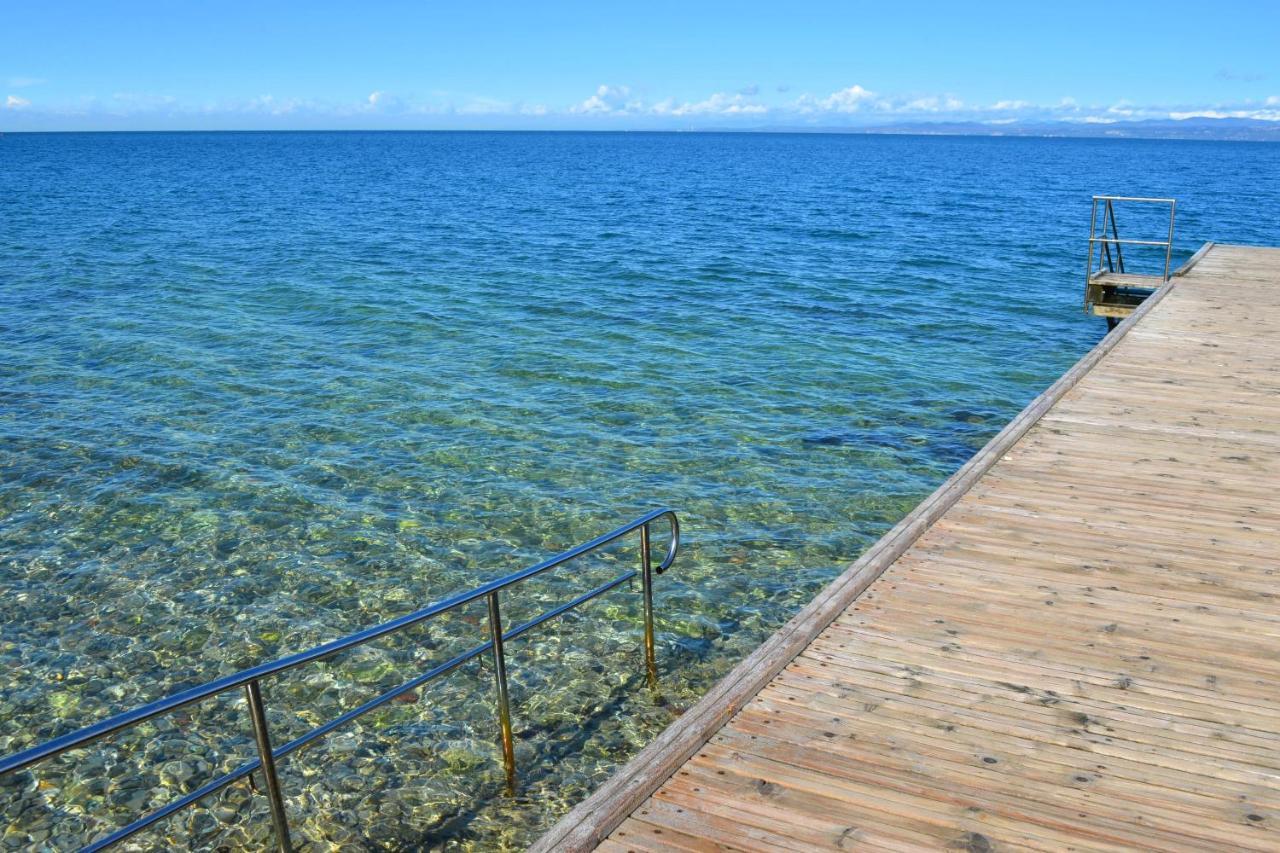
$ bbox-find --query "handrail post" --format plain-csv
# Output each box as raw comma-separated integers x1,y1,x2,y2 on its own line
486,591,517,791
1101,201,1115,272
0,509,680,851
640,522,657,688
1085,198,1099,311
244,680,292,853
1100,200,1112,271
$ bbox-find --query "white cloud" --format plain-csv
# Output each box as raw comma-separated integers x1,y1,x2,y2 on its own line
364,91,407,113
8,80,1280,129
793,86,970,117
1168,108,1280,121
818,84,876,112
651,91,766,117
897,95,964,113
573,84,636,115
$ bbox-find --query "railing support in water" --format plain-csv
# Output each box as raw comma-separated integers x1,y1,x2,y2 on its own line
0,509,679,850
486,591,517,791
639,522,657,688
244,680,293,853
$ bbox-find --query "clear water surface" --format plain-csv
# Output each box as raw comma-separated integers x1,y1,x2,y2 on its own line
1,132,1278,850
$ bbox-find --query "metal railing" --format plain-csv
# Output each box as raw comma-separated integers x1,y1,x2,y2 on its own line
0,508,681,852
1084,195,1176,313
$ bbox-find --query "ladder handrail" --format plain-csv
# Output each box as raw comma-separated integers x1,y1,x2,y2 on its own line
1084,196,1177,313
0,508,681,852
1088,237,1175,247
1092,194,1176,203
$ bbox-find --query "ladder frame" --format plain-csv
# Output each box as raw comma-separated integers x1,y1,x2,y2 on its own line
1084,195,1176,315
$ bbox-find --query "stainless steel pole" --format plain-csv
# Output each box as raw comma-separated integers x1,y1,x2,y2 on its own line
640,522,657,687
486,592,517,791
244,680,292,853
1085,198,1100,312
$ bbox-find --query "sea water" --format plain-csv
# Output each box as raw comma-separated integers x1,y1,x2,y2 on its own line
1,131,1278,849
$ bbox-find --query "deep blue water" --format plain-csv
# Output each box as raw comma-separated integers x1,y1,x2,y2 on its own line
2,131,1278,849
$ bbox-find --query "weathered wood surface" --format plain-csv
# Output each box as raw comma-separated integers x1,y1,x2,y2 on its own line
535,244,1280,851
1087,272,1167,318
1088,271,1165,289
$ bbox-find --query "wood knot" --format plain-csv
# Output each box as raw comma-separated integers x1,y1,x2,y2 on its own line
753,778,780,797
949,831,993,852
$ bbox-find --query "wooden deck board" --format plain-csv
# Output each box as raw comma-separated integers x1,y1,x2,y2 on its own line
1089,271,1165,290
535,244,1280,851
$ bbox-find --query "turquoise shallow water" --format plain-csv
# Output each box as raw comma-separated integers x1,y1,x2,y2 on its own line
2,132,1279,850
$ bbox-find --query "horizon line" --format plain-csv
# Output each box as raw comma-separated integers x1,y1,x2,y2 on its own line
3,119,1279,143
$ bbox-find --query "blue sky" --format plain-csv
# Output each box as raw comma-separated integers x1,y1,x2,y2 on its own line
4,1,1279,131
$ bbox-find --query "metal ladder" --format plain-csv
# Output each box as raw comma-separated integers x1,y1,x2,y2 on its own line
1084,195,1176,325
0,509,680,852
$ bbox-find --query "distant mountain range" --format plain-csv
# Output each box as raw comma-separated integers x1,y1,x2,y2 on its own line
732,117,1280,142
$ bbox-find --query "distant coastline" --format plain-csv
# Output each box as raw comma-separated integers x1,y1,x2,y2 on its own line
717,117,1280,142
3,117,1278,141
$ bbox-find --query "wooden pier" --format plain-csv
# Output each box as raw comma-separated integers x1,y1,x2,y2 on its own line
534,243,1280,851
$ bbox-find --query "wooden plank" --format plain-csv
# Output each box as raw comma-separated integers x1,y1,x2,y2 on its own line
533,243,1280,851
1090,303,1137,318
1090,272,1164,289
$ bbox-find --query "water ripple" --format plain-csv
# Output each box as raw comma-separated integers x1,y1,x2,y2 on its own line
2,131,1278,850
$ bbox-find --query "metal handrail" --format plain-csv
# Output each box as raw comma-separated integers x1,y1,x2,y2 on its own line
1091,195,1176,203
0,508,681,852
1087,237,1173,247
1084,195,1176,313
